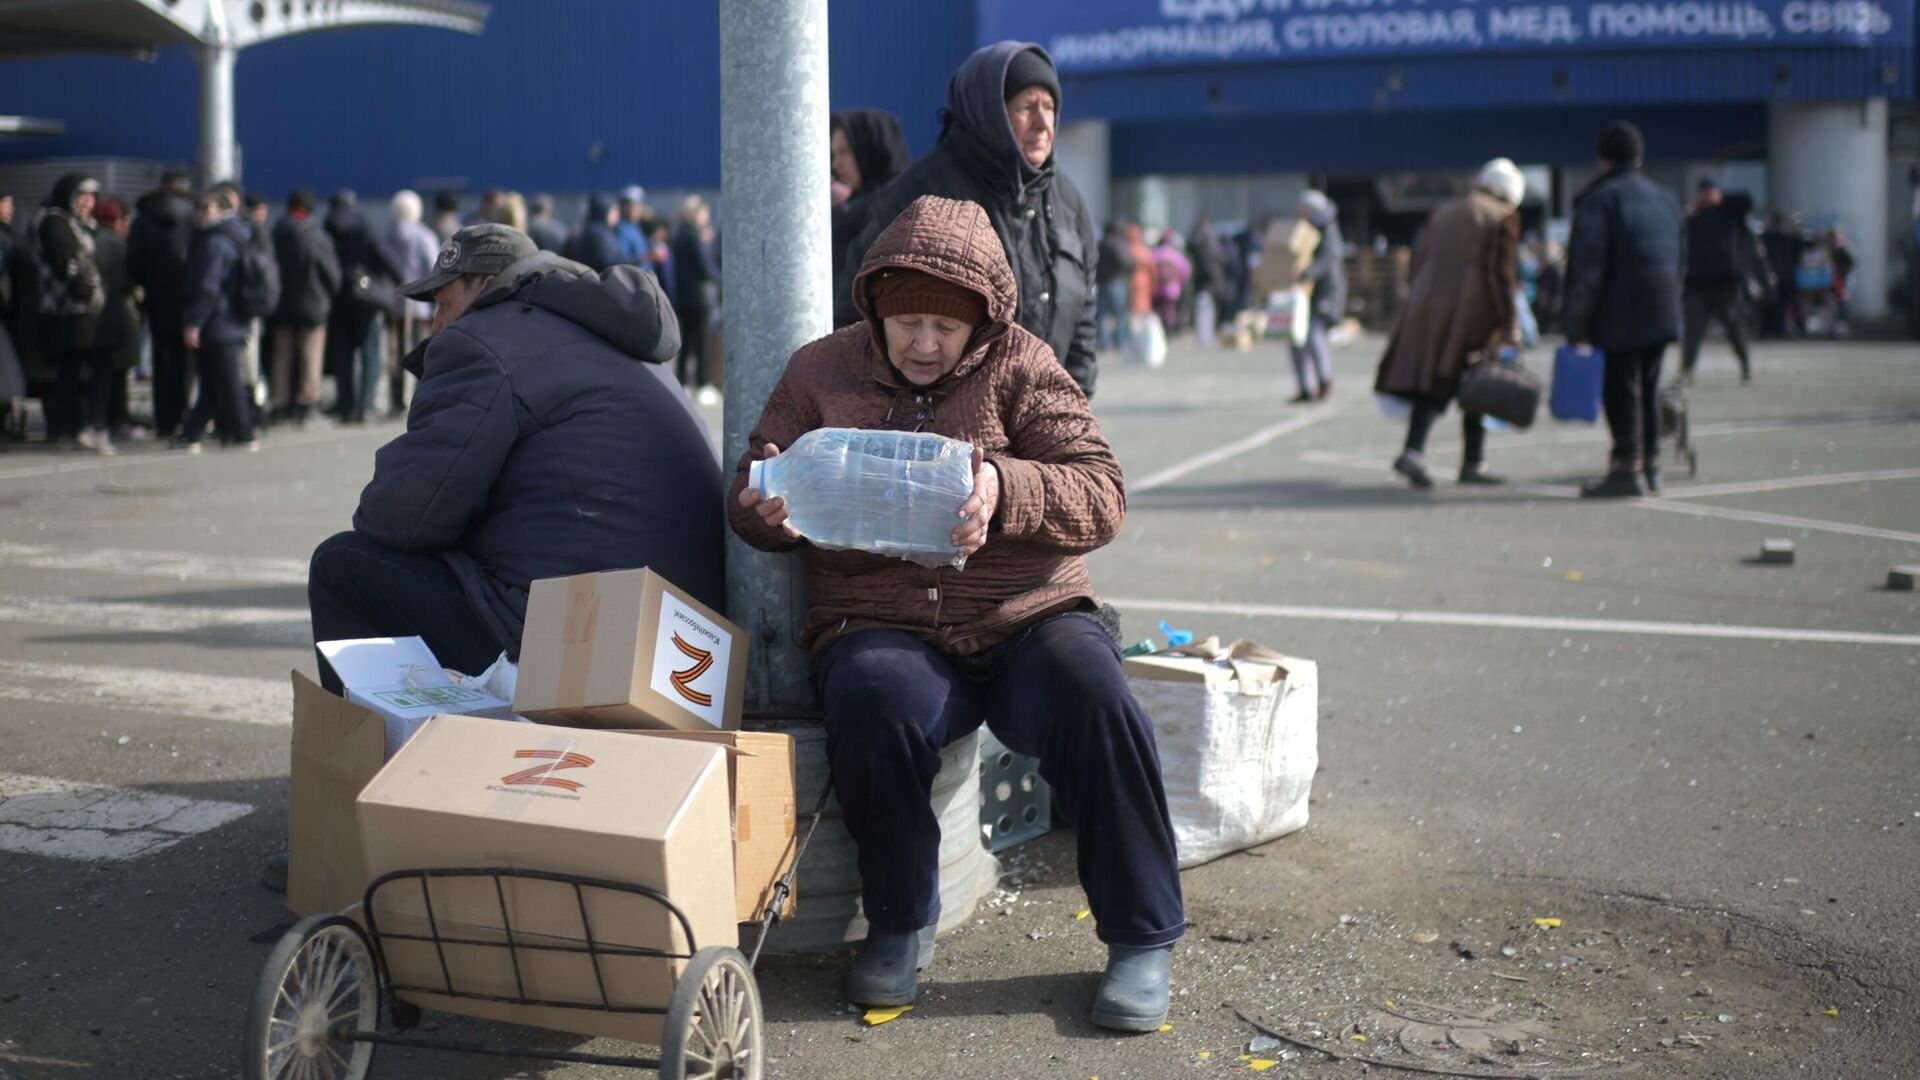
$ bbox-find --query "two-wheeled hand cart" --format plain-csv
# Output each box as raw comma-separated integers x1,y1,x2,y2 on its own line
244,785,833,1080
1658,382,1700,477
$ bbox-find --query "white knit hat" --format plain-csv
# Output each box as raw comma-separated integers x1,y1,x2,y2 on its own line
1477,158,1526,205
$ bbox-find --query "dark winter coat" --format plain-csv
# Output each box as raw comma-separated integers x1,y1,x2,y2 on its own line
271,214,342,327
34,199,105,355
1684,196,1753,285
1562,166,1686,352
527,217,567,254
92,227,141,371
181,215,256,347
732,195,1123,658
1096,229,1133,286
1186,226,1230,302
325,200,398,325
565,196,626,275
1299,208,1348,324
831,109,911,313
836,42,1100,399
670,219,721,312
353,253,722,658
1375,191,1519,401
128,190,195,328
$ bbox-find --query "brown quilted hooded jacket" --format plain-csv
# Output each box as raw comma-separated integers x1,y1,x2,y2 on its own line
728,195,1125,658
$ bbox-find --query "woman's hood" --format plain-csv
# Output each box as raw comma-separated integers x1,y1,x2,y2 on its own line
850,195,1018,376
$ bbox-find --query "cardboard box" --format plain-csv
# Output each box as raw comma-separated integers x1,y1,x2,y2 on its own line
317,636,517,756
355,714,737,1045
1123,639,1290,691
515,568,747,732
613,729,798,921
288,671,387,917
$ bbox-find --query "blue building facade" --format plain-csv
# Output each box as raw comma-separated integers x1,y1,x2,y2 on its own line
1,0,1912,310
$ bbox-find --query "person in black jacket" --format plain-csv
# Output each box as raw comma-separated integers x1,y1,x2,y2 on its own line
306,223,723,691
1563,121,1686,498
35,173,111,452
1186,218,1230,348
269,189,342,426
671,194,722,398
526,193,567,254
177,187,258,450
1096,221,1133,351
830,109,911,313
128,170,197,438
1680,180,1754,383
837,41,1099,399
324,191,398,424
564,193,626,274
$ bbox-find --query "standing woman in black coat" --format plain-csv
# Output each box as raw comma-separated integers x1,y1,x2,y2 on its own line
830,109,910,317
35,173,111,451
836,42,1100,399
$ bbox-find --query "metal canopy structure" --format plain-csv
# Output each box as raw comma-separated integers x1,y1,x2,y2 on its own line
0,0,487,181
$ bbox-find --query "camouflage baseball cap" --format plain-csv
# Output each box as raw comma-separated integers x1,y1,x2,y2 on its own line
402,223,537,300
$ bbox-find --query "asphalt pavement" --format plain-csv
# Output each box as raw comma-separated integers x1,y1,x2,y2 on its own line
0,329,1914,1079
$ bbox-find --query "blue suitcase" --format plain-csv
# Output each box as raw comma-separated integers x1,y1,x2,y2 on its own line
1550,343,1605,422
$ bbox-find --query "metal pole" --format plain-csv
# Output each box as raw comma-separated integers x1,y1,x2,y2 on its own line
719,0,831,714
195,41,237,186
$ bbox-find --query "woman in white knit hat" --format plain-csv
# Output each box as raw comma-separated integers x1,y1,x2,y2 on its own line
1373,158,1527,489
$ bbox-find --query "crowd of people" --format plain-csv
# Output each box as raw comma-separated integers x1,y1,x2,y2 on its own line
0,174,730,453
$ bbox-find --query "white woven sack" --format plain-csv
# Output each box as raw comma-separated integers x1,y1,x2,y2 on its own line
1133,654,1318,868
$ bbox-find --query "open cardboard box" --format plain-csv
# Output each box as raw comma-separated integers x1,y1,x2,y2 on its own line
355,714,737,1044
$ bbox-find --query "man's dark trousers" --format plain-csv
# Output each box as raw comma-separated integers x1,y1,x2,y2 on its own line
815,617,1186,950
308,531,506,694
1681,282,1750,377
185,342,253,444
1602,345,1666,468
149,318,191,437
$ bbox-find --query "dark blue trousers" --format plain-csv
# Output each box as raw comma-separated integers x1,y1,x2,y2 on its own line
816,618,1186,949
307,531,504,695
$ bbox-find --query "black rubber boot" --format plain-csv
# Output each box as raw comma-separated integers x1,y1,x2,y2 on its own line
1091,945,1172,1032
1581,470,1646,499
1392,450,1434,490
1457,462,1506,485
845,925,937,1007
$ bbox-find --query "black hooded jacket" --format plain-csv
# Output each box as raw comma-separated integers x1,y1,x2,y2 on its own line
128,188,195,325
564,195,627,274
831,109,911,310
835,42,1099,398
354,253,723,657
1684,194,1754,286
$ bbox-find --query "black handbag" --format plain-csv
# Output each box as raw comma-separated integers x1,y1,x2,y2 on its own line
1457,349,1541,429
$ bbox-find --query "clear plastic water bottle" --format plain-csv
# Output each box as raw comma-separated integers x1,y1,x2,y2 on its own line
748,428,976,568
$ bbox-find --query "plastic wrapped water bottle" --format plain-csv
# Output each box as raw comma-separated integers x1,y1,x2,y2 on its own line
748,428,976,568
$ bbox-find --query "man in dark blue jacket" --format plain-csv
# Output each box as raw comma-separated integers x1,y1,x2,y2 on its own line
306,224,725,692
178,186,258,450
1563,121,1686,498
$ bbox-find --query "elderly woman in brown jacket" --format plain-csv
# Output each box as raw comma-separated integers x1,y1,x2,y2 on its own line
733,195,1183,1031
1375,159,1526,488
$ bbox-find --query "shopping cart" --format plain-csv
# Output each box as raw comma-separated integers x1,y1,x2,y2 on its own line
1658,382,1700,477
243,785,832,1080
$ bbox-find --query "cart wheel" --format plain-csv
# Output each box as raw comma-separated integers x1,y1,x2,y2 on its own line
660,946,763,1080
1687,448,1700,477
243,914,380,1080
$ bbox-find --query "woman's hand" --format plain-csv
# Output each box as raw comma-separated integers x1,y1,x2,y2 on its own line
952,447,1000,558
737,442,802,540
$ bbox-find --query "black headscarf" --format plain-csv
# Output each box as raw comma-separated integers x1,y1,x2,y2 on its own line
941,41,1058,195
837,109,910,194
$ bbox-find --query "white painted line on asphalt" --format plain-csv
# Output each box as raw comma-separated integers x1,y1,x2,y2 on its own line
1626,500,1920,545
1660,467,1920,500
0,426,378,482
0,542,307,585
0,594,310,644
1133,409,1340,493
0,772,252,862
0,661,291,726
1107,596,1920,648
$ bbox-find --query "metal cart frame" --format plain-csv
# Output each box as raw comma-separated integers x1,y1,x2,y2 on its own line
244,784,834,1080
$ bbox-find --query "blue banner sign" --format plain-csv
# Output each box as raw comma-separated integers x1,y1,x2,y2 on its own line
978,0,1912,74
